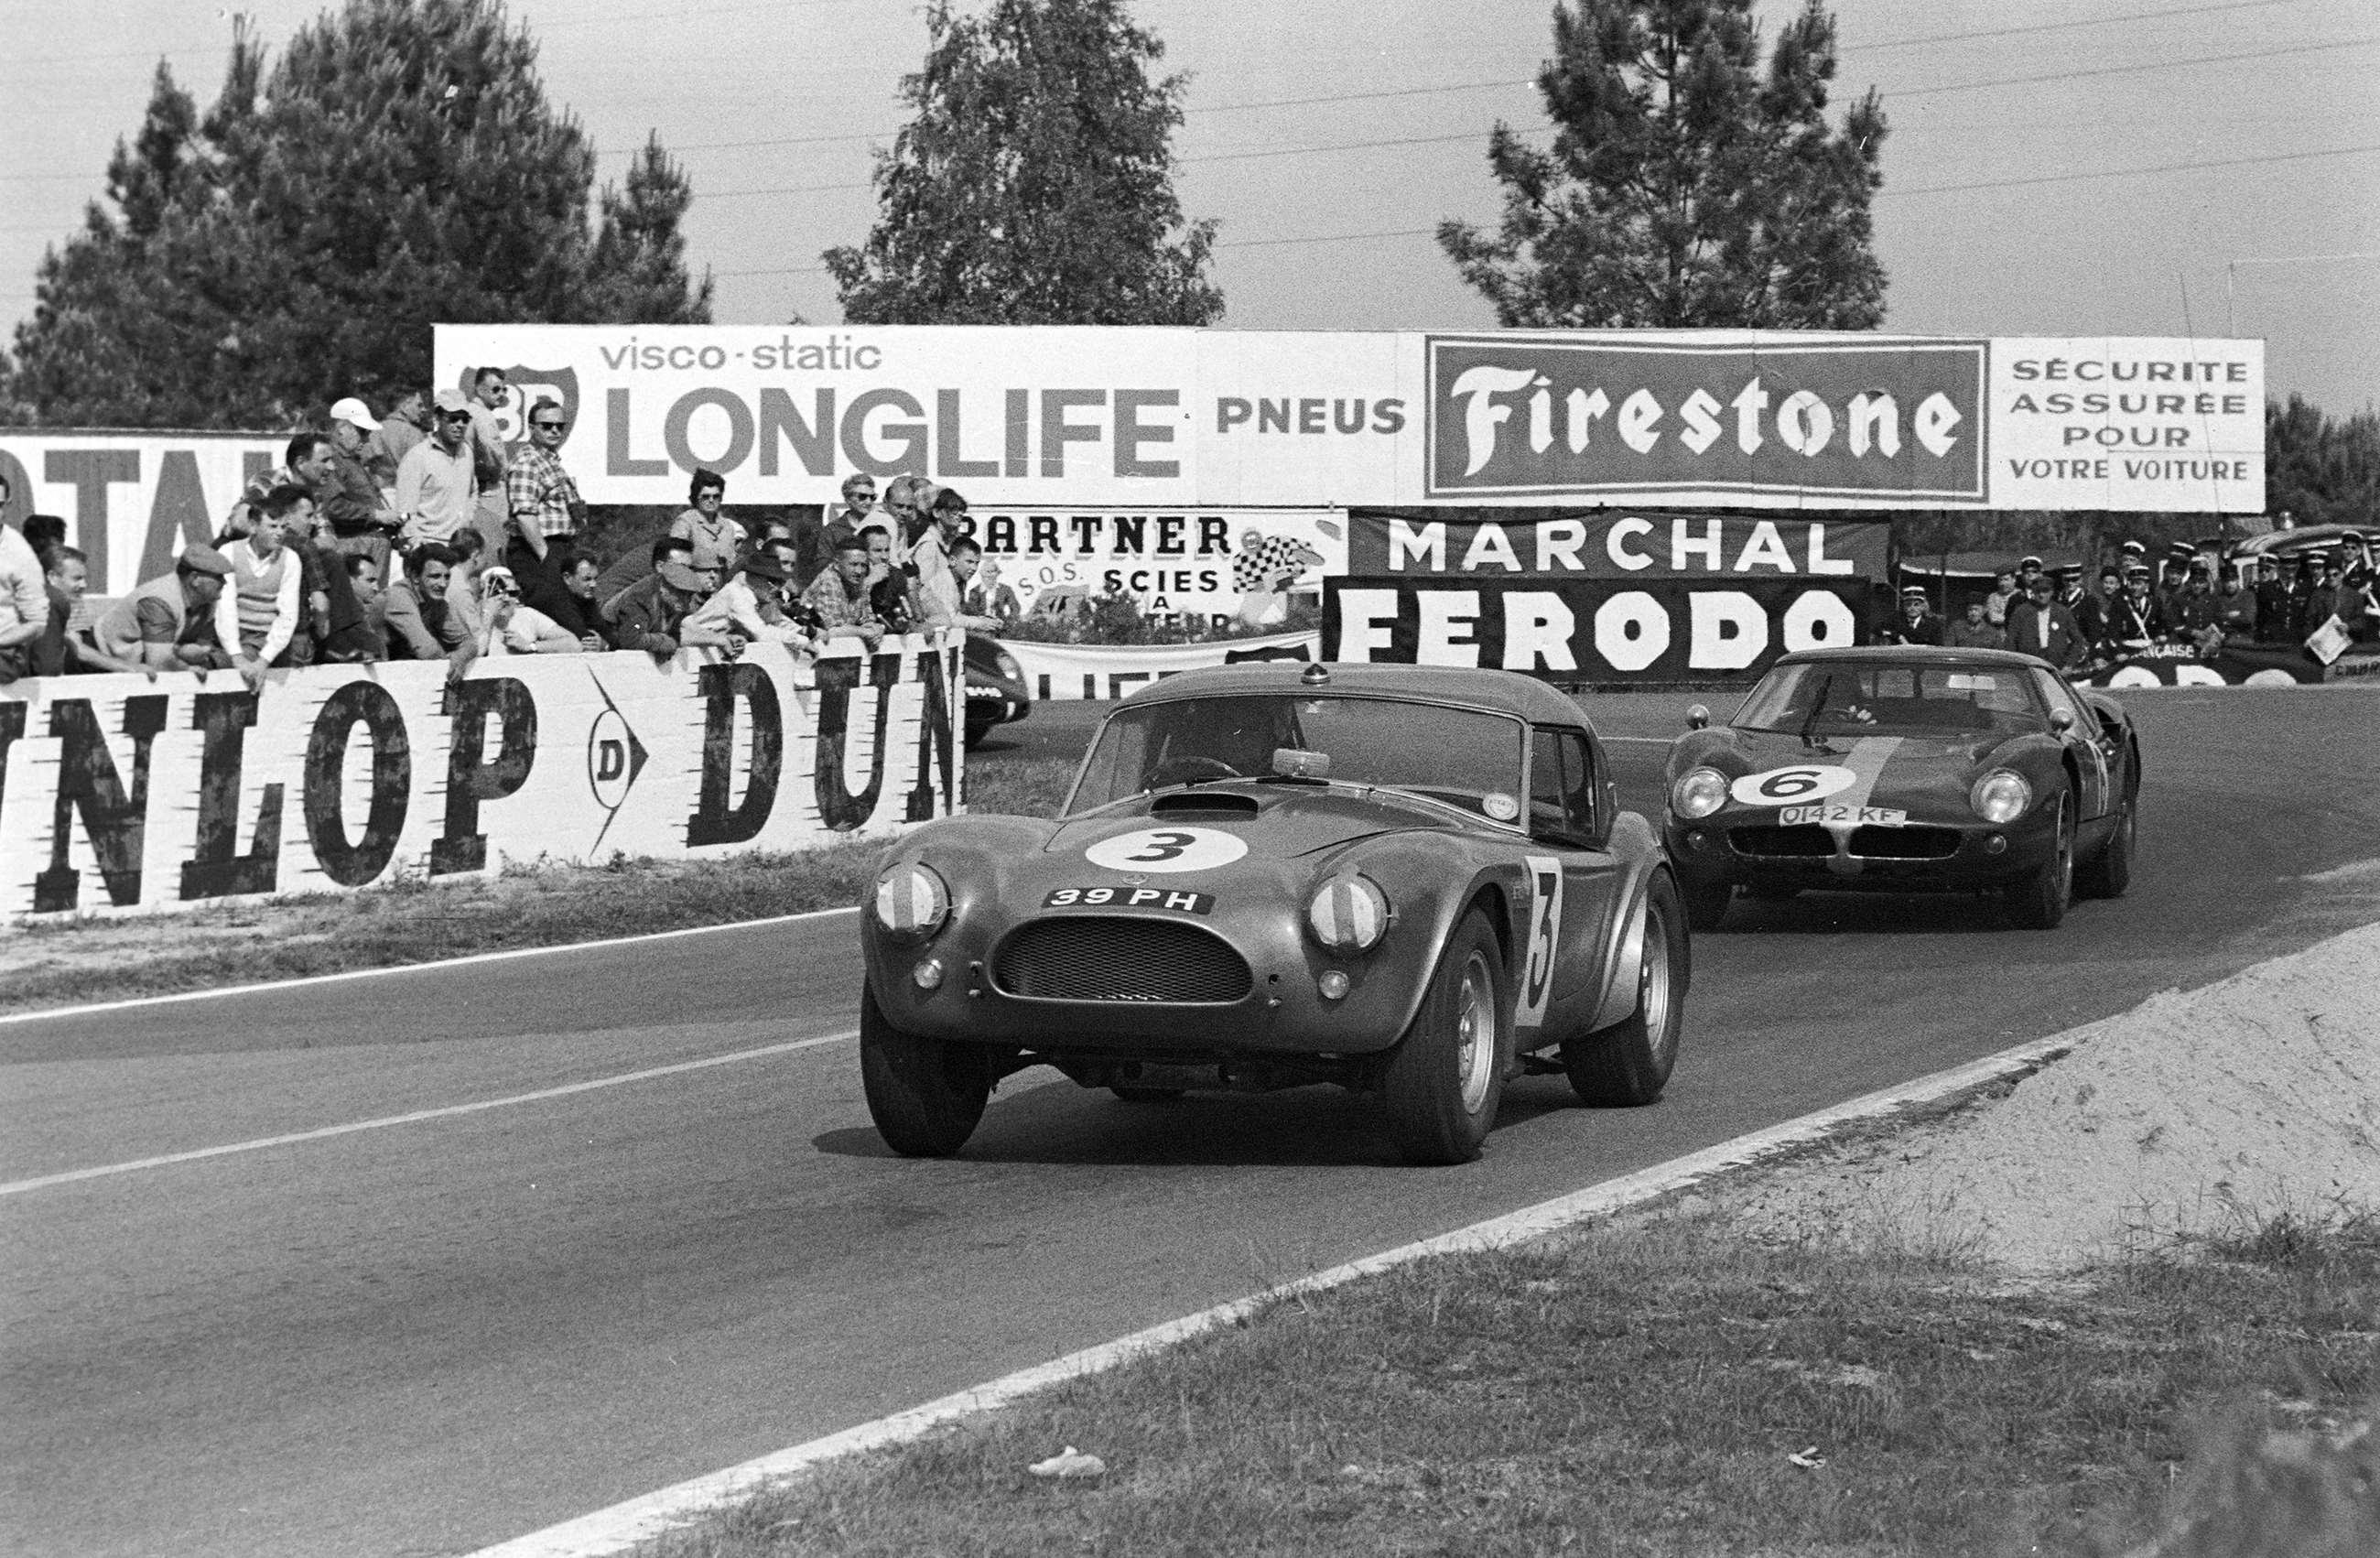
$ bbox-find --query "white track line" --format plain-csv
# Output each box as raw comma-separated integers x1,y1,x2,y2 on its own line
468,1030,2077,1558
0,1030,858,1197
0,905,860,1028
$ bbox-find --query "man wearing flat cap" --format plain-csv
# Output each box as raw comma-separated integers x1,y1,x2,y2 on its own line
611,557,735,657
688,549,815,649
90,545,237,671
1883,583,1945,645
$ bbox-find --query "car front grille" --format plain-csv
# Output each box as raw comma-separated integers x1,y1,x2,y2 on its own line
1848,826,1963,859
991,917,1254,1004
1728,825,1834,858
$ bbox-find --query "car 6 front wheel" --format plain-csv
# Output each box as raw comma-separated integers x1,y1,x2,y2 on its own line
1380,908,1510,1165
860,982,994,1156
2006,787,2074,930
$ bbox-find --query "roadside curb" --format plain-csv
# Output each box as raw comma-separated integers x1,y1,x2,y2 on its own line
467,1030,2077,1558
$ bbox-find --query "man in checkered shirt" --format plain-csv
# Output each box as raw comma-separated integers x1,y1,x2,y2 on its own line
505,397,585,573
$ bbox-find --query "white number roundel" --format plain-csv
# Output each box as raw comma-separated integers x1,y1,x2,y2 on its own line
1728,765,1857,806
1084,827,1249,874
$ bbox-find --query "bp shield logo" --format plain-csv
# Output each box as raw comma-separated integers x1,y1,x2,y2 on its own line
473,365,580,447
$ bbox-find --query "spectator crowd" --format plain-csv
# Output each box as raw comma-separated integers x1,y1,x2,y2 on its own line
1878,538,2377,670
0,368,1023,685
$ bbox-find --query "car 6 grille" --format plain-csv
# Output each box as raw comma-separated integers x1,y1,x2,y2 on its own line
1728,825,1834,858
992,917,1253,1004
1848,826,1963,859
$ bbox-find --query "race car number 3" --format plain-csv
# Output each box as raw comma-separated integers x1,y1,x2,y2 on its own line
1083,827,1250,874
1728,765,1857,807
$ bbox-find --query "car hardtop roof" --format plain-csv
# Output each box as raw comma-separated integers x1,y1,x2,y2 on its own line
1775,644,2061,671
1119,662,1589,726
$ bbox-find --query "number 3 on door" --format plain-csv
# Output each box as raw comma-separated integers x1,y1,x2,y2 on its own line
1517,854,1563,1030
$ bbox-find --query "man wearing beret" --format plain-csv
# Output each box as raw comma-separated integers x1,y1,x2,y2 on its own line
90,545,238,670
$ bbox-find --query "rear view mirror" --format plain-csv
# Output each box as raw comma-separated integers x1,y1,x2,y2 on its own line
1685,704,1710,730
2049,708,2077,733
1271,747,1331,780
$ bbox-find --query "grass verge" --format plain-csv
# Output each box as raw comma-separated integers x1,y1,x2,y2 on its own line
643,1206,2379,1558
0,754,1078,1018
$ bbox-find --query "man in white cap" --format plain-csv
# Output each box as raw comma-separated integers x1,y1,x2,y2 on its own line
319,396,401,568
395,389,480,550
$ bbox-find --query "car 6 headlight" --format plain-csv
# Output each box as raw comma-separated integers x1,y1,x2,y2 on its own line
1671,767,1729,820
1970,771,2032,825
1306,874,1392,956
873,862,951,937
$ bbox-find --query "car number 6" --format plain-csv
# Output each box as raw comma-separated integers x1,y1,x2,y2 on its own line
1728,765,1857,807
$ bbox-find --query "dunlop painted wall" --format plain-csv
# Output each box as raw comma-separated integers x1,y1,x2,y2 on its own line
0,637,962,925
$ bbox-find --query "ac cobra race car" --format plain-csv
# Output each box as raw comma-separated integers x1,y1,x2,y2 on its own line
860,663,1687,1164
1663,645,2141,931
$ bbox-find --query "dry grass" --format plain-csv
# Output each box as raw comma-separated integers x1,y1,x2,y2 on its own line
636,1209,2380,1558
0,753,1080,1016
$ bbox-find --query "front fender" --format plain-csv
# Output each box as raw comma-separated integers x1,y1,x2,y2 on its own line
1585,812,1669,1033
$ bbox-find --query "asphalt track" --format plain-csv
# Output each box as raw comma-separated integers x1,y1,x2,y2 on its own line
4,687,2375,1558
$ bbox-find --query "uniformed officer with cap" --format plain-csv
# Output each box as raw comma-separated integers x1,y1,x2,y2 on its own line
2169,557,2222,650
2015,555,2046,595
1884,582,1946,645
2074,563,2120,657
2107,564,2162,657
2215,556,2259,642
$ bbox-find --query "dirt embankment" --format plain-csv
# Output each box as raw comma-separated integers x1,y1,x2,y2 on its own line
1728,920,2380,1272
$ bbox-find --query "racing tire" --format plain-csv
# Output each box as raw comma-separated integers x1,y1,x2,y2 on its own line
1109,1087,1186,1103
2076,791,2136,900
1682,878,1733,932
963,716,993,747
1563,873,1688,1108
860,982,994,1157
1380,908,1511,1166
2006,788,2075,930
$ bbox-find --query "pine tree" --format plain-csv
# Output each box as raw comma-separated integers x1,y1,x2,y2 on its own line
1440,0,1888,330
2266,394,2380,525
2,0,709,427
825,0,1222,326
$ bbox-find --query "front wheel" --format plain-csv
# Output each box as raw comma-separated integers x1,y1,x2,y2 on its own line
1563,873,1688,1107
1380,908,1510,1165
2076,791,2136,899
2006,788,2074,929
860,982,994,1156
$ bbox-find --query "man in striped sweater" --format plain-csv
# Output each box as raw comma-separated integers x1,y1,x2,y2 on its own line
213,483,308,690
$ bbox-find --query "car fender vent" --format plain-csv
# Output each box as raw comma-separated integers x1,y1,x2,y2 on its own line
1150,791,1261,817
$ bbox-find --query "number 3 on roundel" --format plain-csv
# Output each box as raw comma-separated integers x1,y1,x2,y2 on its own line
1516,854,1563,1030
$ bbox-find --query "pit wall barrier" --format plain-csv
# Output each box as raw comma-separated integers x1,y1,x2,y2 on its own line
0,635,962,925
997,632,1320,702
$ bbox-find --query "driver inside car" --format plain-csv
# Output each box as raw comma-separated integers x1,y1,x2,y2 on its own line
1140,697,1297,787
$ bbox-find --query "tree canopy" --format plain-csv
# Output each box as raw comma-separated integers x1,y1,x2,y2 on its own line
1440,0,1888,330
2,0,711,428
825,0,1223,326
2266,393,2380,526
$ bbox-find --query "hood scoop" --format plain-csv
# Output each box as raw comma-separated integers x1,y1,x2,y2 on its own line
1149,790,1261,817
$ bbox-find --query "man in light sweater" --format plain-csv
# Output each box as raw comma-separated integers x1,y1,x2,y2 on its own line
214,484,308,689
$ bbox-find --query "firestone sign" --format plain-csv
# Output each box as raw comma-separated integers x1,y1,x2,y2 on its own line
437,325,2262,513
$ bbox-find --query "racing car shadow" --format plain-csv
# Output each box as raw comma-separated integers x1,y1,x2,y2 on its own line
815,1074,1575,1167
1715,891,2039,935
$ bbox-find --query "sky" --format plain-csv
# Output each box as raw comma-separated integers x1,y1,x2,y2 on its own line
2,0,2375,414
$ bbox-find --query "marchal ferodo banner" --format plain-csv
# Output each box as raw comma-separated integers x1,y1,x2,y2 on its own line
1345,511,1889,580
0,638,959,923
435,326,2263,514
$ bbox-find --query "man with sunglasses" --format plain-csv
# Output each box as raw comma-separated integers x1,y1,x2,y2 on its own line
395,389,481,551
505,396,584,572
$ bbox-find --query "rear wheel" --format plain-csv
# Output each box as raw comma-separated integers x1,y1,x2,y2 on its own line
1682,878,1733,932
2006,788,2074,929
1380,908,1509,1165
1563,873,1688,1107
2076,791,2136,899
860,982,994,1156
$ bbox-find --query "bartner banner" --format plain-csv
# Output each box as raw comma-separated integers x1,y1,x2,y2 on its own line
1326,579,1868,682
0,637,959,923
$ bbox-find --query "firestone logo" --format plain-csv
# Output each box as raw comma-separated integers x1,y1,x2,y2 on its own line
1423,336,1987,503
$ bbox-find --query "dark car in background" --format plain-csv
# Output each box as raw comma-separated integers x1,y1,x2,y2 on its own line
1662,646,2141,931
963,633,1031,746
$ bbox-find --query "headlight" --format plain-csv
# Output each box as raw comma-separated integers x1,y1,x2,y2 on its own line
1306,874,1392,955
995,650,1022,681
1671,767,1729,819
873,862,951,936
1971,771,2032,824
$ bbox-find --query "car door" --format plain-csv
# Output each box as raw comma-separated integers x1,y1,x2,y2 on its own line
2029,669,2111,820
1518,725,1622,1040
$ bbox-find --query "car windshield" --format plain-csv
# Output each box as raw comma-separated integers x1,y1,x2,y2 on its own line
1734,662,2045,739
1067,695,1527,817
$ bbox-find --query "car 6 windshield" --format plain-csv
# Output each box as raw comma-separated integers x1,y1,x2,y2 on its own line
1734,662,2047,739
1067,695,1527,817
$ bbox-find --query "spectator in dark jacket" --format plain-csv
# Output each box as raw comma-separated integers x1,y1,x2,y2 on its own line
518,549,614,652
609,558,730,655
1945,597,2003,649
1882,585,1945,646
2004,576,2083,667
319,398,401,567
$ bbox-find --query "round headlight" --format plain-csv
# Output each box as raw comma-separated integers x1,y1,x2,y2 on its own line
1671,767,1729,820
873,862,951,936
994,650,1022,681
1306,874,1392,955
1971,771,2032,825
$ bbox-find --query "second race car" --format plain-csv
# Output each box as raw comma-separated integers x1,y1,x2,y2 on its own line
1662,645,2142,931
